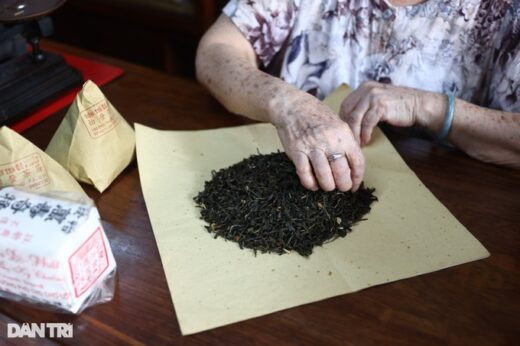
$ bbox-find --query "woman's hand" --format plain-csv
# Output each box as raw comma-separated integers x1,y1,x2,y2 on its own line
197,15,364,191
272,92,365,192
340,81,520,167
340,81,439,145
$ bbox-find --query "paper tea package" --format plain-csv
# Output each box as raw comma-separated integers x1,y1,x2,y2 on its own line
46,80,135,192
0,187,117,313
0,126,85,196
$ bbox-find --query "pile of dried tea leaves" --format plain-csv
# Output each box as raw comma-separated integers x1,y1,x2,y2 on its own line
194,152,377,257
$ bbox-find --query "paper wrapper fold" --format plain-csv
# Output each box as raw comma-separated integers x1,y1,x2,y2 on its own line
0,126,85,196
46,80,135,192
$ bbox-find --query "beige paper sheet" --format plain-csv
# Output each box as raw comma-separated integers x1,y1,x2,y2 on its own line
135,88,489,335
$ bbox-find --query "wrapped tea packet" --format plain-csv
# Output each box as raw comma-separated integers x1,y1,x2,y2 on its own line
46,80,135,192
0,186,117,313
0,126,85,196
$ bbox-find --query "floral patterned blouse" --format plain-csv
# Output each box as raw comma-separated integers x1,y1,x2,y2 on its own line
223,0,520,112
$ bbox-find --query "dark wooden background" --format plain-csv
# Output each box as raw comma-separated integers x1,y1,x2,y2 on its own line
52,0,227,77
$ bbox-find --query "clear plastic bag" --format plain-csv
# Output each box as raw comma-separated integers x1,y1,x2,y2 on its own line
0,268,116,314
0,187,117,314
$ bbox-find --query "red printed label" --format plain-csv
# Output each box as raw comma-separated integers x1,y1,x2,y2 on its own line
79,99,120,138
68,227,110,297
0,153,50,191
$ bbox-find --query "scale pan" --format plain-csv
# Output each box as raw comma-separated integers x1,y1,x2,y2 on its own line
0,0,66,22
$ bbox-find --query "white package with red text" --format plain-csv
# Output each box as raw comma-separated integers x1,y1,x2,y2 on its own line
0,187,116,313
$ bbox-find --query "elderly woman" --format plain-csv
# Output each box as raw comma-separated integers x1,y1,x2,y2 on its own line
196,0,520,192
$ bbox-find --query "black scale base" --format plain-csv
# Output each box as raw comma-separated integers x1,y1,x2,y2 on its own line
0,51,83,126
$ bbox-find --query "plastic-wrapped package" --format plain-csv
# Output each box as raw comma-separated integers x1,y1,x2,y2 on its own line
0,187,116,313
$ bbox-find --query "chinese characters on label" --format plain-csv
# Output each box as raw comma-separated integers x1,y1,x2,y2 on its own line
0,154,50,191
0,193,89,235
69,227,109,297
79,99,120,138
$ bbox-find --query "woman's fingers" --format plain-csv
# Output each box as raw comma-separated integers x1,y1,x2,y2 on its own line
285,124,363,192
341,93,370,144
360,107,382,145
309,146,363,192
291,146,360,192
346,146,365,191
291,149,353,192
341,82,423,146
339,88,363,119
308,149,336,191
328,153,352,192
291,151,319,191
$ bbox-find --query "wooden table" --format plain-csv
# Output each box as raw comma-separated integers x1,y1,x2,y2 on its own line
1,41,518,345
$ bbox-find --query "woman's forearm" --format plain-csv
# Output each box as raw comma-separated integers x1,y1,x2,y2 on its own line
419,93,520,167
195,26,302,126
